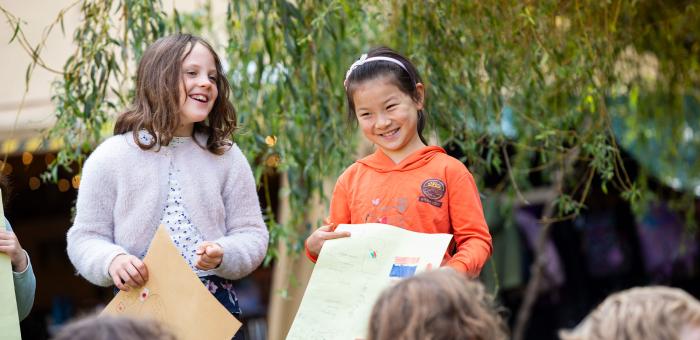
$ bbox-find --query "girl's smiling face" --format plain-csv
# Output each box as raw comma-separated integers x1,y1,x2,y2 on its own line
353,76,426,163
176,42,218,136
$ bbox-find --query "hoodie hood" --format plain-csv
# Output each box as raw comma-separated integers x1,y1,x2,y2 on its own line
357,146,446,173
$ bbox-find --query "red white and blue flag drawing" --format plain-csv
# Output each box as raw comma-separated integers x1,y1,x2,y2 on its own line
389,256,420,278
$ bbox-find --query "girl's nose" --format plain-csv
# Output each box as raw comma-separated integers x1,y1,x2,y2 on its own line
375,113,392,128
198,75,212,87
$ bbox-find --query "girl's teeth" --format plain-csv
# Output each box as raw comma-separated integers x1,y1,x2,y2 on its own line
382,129,398,137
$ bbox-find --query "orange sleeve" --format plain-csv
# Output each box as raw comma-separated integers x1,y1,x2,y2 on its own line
304,175,352,263
304,238,319,263
445,169,493,277
328,175,352,226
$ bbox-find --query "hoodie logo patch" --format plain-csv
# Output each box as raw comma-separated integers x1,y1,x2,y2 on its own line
419,179,445,207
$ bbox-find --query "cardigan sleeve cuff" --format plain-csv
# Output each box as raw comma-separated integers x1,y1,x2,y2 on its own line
103,250,128,282
12,250,31,275
12,252,36,321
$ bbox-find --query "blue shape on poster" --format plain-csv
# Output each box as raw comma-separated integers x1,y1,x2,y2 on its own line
389,265,417,278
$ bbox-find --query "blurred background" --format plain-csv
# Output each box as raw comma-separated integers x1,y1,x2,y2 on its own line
1,1,698,339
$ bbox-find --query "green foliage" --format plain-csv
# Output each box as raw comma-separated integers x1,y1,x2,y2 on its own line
43,0,172,181
3,0,699,259
221,1,374,253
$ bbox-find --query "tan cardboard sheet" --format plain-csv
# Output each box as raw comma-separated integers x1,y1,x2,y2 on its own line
103,225,241,340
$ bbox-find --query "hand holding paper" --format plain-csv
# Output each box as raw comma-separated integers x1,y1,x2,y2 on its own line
195,241,223,270
103,225,241,340
0,229,28,272
287,223,452,340
306,224,351,258
109,254,149,291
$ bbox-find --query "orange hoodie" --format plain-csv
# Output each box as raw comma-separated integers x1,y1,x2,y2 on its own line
306,146,493,276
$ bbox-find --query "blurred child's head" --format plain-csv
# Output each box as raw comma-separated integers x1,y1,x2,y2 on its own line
344,47,428,153
115,33,236,154
52,315,176,340
559,286,700,340
368,269,508,340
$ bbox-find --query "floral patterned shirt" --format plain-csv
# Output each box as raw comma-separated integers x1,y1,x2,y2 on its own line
158,136,215,277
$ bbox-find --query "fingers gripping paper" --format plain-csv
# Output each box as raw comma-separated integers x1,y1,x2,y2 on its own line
0,190,22,340
102,225,241,340
286,223,452,340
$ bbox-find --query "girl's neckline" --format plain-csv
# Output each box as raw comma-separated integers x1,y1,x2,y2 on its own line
170,136,192,147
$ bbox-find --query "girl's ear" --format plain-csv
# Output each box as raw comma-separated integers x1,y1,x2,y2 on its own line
415,83,425,110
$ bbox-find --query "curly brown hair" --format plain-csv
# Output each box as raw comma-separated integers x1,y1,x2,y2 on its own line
114,33,236,155
559,286,700,340
368,269,509,340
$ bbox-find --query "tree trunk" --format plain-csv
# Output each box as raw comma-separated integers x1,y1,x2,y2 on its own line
512,148,579,340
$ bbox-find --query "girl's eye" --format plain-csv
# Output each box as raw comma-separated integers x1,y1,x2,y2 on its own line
209,75,217,81
387,104,397,110
186,71,197,76
359,112,370,117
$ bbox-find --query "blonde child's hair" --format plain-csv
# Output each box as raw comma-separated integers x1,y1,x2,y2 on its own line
368,269,508,340
52,314,177,340
559,286,700,340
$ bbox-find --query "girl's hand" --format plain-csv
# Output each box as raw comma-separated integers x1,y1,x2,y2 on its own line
195,241,223,270
306,224,351,258
108,254,149,291
0,230,28,272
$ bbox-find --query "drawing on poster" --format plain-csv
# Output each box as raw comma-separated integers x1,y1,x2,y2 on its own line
389,256,420,279
113,287,167,324
286,223,452,340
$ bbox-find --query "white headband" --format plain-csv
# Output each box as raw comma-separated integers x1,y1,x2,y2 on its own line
344,53,409,86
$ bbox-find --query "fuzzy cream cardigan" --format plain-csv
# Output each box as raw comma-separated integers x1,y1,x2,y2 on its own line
67,132,269,287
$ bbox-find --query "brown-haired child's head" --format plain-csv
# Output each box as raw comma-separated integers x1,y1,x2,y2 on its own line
52,315,177,340
114,33,236,155
559,286,700,340
368,269,508,340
